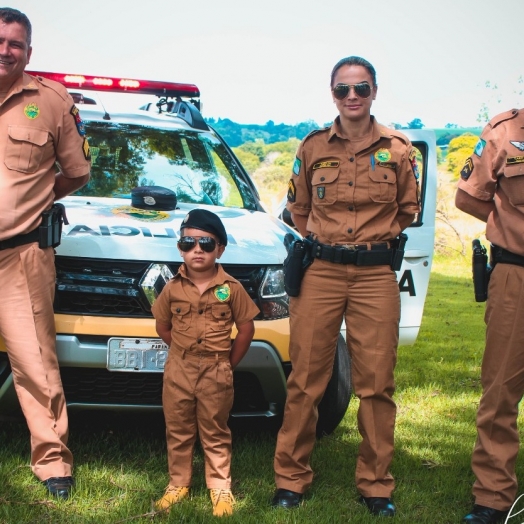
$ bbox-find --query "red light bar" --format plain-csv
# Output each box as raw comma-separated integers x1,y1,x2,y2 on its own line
26,71,200,98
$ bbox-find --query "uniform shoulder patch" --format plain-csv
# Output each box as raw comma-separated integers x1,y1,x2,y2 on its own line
474,138,486,157
460,158,474,180
292,157,301,176
287,179,296,202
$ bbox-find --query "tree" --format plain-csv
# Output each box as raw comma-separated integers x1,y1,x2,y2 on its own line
447,133,478,179
445,123,459,129
406,118,425,129
477,76,524,123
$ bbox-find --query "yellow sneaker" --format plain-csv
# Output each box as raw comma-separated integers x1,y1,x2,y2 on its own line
154,485,189,512
209,488,235,516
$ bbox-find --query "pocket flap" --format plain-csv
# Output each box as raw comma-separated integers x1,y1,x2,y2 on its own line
8,126,48,146
171,303,191,316
312,169,339,186
369,169,396,184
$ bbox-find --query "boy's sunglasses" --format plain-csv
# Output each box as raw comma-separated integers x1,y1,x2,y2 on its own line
332,82,372,100
177,236,218,253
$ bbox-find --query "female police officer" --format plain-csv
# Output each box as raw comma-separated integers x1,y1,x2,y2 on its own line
272,56,420,516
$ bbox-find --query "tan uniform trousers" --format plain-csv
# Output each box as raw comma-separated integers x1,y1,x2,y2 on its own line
163,350,233,489
274,258,399,496
0,243,72,480
472,262,524,511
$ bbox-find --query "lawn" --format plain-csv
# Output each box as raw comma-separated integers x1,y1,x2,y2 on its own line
0,255,522,523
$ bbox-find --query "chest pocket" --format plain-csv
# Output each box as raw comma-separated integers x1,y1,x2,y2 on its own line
210,303,232,332
368,167,397,203
311,169,339,205
170,303,192,331
502,164,524,206
5,126,49,174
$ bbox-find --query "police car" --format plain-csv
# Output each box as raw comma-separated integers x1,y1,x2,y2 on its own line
0,72,436,436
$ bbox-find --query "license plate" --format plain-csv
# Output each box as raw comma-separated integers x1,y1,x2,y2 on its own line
107,337,169,372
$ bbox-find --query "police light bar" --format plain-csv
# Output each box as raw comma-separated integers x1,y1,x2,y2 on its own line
26,71,200,98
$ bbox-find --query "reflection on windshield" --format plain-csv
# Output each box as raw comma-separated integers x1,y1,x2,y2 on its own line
76,122,257,210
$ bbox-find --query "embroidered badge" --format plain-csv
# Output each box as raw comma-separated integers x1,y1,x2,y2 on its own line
214,284,230,302
510,141,524,151
292,157,301,176
24,103,39,119
317,187,325,199
287,179,296,202
460,158,474,180
507,156,524,165
474,139,486,157
374,148,391,162
82,138,91,160
312,161,340,170
70,105,86,136
378,161,397,169
111,206,170,222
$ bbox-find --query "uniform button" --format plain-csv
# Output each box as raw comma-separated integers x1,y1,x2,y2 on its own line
221,312,225,317
320,176,325,181
347,228,353,233
349,157,355,162
176,308,181,313
199,309,203,314
197,338,202,344
348,181,353,186
383,174,388,179
348,205,354,211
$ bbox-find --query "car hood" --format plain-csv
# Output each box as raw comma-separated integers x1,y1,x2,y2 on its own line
56,197,293,265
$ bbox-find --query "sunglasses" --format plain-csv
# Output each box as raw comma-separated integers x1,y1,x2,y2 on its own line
177,236,219,253
332,82,372,100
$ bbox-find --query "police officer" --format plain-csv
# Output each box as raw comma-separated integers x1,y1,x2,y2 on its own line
272,56,420,516
0,8,90,499
455,108,524,524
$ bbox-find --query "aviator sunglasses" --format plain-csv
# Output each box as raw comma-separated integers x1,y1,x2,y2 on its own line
177,236,219,253
332,81,372,100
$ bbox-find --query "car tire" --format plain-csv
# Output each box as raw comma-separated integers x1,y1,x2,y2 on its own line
316,334,352,437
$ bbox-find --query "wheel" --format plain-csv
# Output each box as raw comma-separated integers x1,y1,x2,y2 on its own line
316,334,352,437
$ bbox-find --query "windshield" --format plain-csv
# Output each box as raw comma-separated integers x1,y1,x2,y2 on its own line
74,121,258,210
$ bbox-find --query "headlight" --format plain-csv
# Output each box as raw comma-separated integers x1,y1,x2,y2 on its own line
259,267,289,319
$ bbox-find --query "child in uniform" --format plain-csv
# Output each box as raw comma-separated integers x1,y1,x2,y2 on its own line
152,209,259,516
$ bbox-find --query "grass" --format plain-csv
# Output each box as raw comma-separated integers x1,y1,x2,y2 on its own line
0,255,522,523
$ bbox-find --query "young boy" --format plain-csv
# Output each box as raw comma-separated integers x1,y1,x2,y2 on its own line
152,209,260,517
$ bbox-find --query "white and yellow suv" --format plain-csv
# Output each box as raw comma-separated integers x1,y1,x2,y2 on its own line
0,72,436,436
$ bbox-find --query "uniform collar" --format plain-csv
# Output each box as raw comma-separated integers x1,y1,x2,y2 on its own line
328,115,392,145
177,262,231,287
1,72,39,104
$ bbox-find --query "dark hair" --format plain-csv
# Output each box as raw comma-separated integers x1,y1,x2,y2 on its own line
330,56,377,87
0,7,32,45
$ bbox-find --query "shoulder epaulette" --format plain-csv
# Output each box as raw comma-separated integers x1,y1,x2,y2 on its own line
489,108,519,128
29,74,70,102
381,127,410,145
302,127,330,144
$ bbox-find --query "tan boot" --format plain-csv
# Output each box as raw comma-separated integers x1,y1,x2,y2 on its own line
154,485,189,512
209,488,235,516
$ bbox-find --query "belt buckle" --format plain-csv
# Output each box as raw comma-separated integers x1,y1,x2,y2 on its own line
341,244,357,251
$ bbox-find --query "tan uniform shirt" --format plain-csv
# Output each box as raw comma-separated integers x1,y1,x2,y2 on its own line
458,108,524,257
286,116,420,244
0,72,91,241
152,263,260,354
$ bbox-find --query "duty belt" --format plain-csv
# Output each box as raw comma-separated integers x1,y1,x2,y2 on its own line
0,228,40,251
310,240,393,266
175,348,230,361
491,245,524,268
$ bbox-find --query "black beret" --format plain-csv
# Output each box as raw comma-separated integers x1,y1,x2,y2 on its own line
131,186,177,211
180,209,228,246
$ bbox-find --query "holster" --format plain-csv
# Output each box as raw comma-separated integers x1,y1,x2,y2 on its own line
391,233,408,271
472,239,490,302
283,237,313,297
39,203,69,249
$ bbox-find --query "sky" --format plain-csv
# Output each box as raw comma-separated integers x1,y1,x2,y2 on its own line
12,0,524,128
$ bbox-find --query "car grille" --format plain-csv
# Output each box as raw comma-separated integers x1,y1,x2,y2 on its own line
54,257,265,318
60,367,269,413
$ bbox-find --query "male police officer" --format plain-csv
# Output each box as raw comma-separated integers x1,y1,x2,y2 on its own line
456,108,524,524
0,7,90,498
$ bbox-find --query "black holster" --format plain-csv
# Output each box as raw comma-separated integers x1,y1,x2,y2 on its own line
39,203,69,249
472,239,491,302
283,237,313,297
391,233,408,271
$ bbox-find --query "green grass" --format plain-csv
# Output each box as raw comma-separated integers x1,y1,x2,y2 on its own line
1,257,522,523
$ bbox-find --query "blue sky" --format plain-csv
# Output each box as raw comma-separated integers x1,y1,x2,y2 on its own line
14,0,524,127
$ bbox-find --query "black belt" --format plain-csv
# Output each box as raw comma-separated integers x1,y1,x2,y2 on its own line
0,228,40,251
492,245,524,268
310,240,393,266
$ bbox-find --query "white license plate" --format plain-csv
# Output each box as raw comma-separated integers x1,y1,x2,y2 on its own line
107,337,169,372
